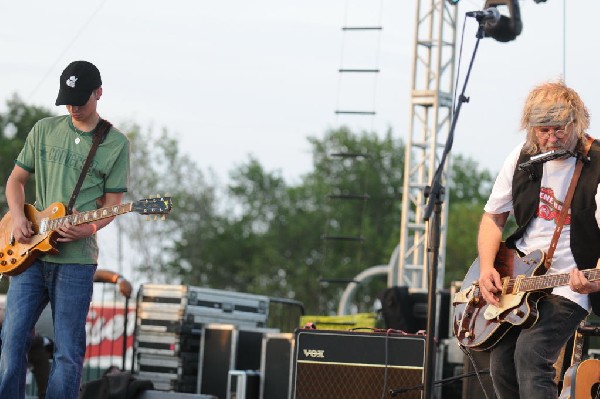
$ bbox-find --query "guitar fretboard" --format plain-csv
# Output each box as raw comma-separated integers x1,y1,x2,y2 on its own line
40,203,134,233
509,268,600,293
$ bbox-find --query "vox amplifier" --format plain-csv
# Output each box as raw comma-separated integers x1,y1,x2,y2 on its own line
293,329,426,399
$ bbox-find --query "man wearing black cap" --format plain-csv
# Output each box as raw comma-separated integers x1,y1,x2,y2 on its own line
475,79,600,398
0,60,129,399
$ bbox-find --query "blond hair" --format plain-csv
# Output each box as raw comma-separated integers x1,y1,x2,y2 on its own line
521,79,590,154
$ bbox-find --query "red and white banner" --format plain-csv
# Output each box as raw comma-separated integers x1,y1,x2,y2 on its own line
84,302,136,369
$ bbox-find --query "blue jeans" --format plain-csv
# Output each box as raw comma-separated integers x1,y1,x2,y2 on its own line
0,260,96,399
489,294,588,399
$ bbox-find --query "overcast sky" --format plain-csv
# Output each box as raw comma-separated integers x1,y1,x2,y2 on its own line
1,0,597,280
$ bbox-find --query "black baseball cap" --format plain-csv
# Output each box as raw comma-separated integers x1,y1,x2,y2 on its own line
55,61,102,106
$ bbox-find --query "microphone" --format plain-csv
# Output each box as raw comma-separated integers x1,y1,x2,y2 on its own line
466,8,501,23
518,149,575,171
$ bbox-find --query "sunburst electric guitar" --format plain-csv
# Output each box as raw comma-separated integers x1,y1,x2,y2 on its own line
559,322,600,399
0,196,173,276
452,242,600,351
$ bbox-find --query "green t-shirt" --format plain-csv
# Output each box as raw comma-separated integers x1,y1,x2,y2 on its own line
15,115,129,264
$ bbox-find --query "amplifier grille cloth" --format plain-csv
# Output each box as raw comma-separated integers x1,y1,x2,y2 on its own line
295,362,422,399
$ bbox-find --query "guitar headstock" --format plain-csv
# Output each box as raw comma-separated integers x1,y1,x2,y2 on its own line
132,196,173,219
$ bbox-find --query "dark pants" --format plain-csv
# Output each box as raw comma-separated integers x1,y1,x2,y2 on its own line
489,294,588,399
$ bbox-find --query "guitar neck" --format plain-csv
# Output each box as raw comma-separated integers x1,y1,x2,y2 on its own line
520,269,600,292
40,203,134,233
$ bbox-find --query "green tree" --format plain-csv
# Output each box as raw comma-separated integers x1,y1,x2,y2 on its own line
116,124,219,283
445,201,485,284
171,156,326,305
305,127,404,313
0,97,497,315
448,154,493,204
170,127,405,314
0,94,54,213
445,155,494,285
166,126,495,315
0,96,54,294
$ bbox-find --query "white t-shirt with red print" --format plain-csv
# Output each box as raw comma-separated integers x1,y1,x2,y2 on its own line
484,142,600,311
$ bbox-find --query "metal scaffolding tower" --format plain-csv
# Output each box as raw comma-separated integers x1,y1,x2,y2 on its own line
392,1,458,291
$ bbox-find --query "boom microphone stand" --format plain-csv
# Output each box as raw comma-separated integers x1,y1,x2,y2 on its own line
420,20,487,399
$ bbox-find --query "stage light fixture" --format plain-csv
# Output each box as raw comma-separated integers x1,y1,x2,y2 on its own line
482,0,522,42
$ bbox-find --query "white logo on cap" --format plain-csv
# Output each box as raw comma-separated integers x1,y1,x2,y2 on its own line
66,76,78,88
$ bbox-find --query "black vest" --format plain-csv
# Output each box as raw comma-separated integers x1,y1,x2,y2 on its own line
505,140,600,315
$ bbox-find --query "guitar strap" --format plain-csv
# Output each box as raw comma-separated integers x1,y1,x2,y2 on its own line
545,136,594,270
66,118,113,215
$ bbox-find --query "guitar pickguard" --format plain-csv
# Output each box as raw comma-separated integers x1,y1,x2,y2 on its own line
484,292,526,320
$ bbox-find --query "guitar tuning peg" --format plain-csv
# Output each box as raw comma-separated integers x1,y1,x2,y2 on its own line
154,216,158,221
161,215,166,221
146,215,151,221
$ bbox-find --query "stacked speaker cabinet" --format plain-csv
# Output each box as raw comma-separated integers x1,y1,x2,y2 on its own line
135,285,201,392
293,329,426,399
227,370,260,399
198,324,278,399
134,284,272,393
260,333,295,399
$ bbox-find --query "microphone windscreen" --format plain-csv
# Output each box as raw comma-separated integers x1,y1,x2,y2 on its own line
484,16,517,42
